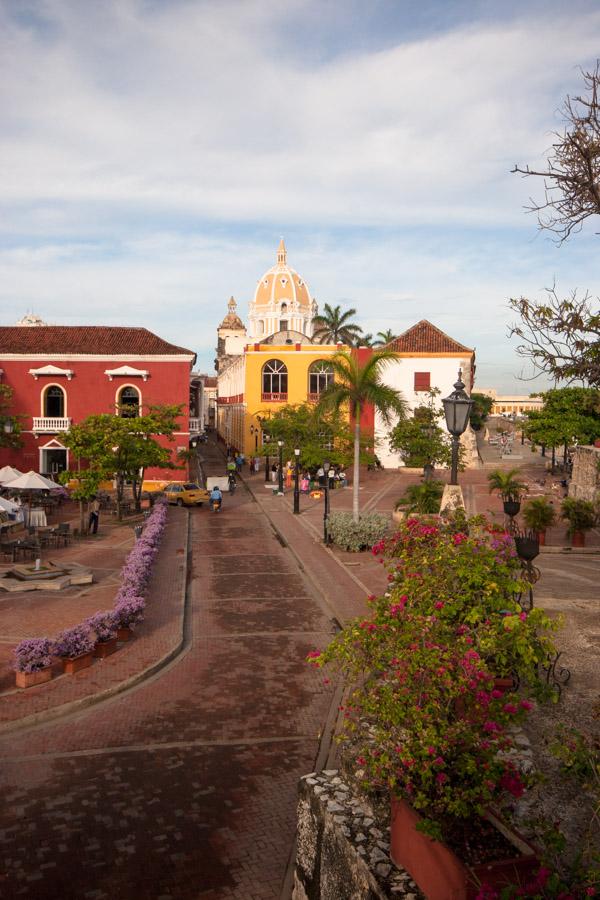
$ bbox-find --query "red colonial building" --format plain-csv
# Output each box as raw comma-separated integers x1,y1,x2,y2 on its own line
0,324,196,486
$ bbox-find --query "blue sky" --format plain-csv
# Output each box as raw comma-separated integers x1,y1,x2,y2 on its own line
1,0,599,392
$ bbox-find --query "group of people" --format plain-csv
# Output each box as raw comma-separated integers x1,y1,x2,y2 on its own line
224,447,349,492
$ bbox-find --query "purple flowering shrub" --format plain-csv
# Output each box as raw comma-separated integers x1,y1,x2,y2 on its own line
54,624,96,659
13,638,54,673
113,594,145,629
86,611,118,643
12,498,168,671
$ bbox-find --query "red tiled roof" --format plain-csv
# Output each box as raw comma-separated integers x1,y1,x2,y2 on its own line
387,320,473,354
0,326,195,357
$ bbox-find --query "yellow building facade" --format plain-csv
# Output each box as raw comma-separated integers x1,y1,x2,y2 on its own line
217,340,343,455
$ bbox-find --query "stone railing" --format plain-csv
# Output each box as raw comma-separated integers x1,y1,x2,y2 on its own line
189,417,201,433
32,417,72,432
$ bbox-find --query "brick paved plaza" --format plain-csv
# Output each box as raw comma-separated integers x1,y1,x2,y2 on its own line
0,434,597,899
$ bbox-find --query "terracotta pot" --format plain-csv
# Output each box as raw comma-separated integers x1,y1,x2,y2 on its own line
15,667,53,689
62,651,94,675
493,677,515,695
390,797,538,900
94,637,118,658
572,531,585,547
117,626,132,643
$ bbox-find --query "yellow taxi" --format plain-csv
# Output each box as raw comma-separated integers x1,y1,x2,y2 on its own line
163,482,209,507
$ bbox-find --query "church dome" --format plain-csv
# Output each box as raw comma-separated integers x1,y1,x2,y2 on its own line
252,239,312,311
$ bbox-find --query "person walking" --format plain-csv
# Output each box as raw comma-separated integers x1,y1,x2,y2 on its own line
253,456,260,475
285,460,293,490
88,496,100,535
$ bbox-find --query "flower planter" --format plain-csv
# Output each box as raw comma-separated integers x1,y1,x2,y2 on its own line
390,797,539,900
93,637,118,658
537,530,546,546
15,667,53,689
572,531,585,547
62,651,94,675
503,500,521,518
117,626,133,643
392,508,406,525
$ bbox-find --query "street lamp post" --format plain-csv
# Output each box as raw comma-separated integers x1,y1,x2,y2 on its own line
277,440,284,494
442,369,474,486
323,459,331,543
293,447,300,514
264,433,270,483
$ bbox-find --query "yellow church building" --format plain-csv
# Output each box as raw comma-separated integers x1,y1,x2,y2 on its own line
216,240,343,455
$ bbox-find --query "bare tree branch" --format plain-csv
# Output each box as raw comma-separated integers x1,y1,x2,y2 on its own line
512,63,600,243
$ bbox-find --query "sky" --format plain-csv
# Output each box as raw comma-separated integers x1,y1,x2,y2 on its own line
1,0,599,393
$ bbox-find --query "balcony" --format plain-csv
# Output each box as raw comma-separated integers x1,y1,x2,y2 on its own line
32,417,72,433
261,392,288,402
189,417,202,433
307,392,321,403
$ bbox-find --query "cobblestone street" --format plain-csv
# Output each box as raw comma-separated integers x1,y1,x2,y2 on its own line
0,486,338,899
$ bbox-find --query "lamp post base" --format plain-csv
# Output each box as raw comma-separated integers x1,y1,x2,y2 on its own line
440,484,465,515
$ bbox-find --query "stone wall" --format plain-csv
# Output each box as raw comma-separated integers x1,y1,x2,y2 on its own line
293,770,421,900
569,445,600,503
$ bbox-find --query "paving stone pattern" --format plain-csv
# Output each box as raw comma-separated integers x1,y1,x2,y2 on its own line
0,485,337,899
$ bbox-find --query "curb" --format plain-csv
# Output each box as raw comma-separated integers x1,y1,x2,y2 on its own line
0,510,192,736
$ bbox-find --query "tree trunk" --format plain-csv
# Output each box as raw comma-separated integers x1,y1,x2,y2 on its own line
353,416,361,524
79,499,85,537
116,475,124,520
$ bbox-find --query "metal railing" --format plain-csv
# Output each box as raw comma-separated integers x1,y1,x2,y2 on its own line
261,392,288,402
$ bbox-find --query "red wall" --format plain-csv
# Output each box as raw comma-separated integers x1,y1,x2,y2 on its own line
0,359,191,483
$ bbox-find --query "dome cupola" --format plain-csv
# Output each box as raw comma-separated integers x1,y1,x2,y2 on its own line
248,240,316,340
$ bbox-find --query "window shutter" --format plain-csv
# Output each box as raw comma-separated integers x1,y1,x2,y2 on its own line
414,372,431,391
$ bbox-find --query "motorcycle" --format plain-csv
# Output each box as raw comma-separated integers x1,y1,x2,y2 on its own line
210,496,222,513
228,474,236,494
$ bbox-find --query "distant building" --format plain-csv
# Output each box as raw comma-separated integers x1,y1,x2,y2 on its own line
376,321,477,468
474,389,544,416
0,324,195,485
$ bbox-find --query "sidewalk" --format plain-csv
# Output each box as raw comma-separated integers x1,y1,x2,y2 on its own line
0,508,189,731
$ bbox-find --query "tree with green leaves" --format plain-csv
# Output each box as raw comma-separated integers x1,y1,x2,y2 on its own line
256,403,357,470
0,384,23,450
317,349,407,522
312,303,363,345
355,333,375,348
523,387,600,469
389,388,456,475
60,404,183,520
469,392,494,431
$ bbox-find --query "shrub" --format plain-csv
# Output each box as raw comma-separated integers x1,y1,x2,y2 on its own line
113,594,145,629
561,498,597,534
328,511,389,552
396,480,444,514
85,611,118,643
13,638,54,673
522,496,557,532
54,624,95,659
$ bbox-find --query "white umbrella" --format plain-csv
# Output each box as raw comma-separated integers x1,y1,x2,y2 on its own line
0,465,23,485
0,496,20,513
3,471,57,491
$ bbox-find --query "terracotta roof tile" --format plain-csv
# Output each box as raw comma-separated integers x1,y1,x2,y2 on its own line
387,320,472,354
0,326,195,357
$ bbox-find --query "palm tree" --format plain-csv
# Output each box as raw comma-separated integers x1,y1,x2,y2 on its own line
312,303,363,345
317,349,407,522
373,329,396,347
487,468,528,502
355,333,375,348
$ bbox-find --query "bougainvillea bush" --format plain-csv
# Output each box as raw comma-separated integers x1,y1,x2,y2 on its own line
13,638,54,672
113,594,145,630
371,517,558,691
54,624,96,659
85,611,118,642
309,514,560,841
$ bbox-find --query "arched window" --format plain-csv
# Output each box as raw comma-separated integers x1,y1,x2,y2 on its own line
118,385,140,418
262,359,288,401
44,385,65,418
280,302,287,313
308,360,334,400
258,320,265,335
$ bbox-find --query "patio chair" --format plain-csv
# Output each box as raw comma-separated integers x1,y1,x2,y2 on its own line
57,523,71,546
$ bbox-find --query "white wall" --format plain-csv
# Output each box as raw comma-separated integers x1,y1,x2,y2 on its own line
375,355,474,468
